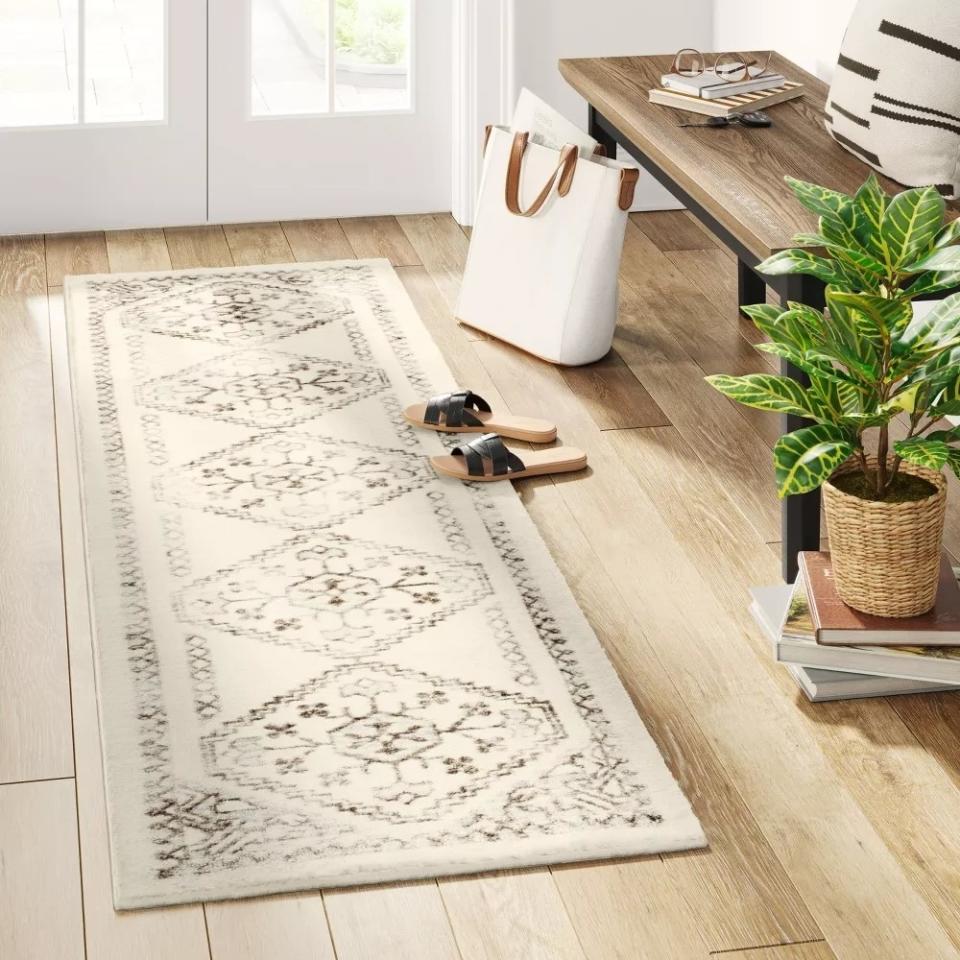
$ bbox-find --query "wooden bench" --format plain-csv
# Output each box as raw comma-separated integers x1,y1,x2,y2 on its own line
559,51,958,582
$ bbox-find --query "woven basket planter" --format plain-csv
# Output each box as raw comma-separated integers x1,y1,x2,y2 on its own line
822,458,947,617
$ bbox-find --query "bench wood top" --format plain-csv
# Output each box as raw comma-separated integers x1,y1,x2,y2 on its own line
559,52,957,260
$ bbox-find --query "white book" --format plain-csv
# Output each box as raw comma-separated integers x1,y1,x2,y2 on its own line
661,69,785,100
750,585,960,700
785,663,956,702
510,88,599,157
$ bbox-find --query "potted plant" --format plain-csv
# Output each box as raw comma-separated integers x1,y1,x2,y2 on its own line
708,175,960,617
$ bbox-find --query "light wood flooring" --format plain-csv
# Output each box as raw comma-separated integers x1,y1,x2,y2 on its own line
2,212,960,960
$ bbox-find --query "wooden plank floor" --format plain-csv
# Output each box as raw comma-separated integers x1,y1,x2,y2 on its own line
2,212,960,960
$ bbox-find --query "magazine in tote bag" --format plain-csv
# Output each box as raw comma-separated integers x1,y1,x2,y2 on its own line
456,125,639,366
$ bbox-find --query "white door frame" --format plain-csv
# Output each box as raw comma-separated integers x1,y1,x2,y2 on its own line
451,0,514,226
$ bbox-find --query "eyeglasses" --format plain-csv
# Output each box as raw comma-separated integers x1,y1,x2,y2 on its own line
670,48,774,84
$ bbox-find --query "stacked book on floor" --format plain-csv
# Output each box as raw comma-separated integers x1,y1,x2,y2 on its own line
751,552,960,701
650,68,804,118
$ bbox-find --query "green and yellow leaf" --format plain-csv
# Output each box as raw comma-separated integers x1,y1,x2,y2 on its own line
925,426,960,444
853,174,889,260
756,249,844,285
934,218,960,249
880,381,925,414
705,373,816,417
740,303,782,326
784,177,853,223
948,449,960,480
903,246,960,273
774,424,855,497
880,186,945,268
893,437,951,470
895,291,960,358
790,232,826,247
827,290,912,339
752,306,825,353
904,270,960,298
753,342,857,385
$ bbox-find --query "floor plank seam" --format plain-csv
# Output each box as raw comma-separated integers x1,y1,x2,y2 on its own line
598,423,674,432
709,938,828,955
319,892,342,960
433,880,468,960
0,774,76,787
48,297,90,958
201,903,214,960
546,867,594,959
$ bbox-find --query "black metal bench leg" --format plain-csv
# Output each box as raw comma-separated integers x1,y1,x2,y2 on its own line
588,105,618,159
781,274,826,583
738,259,766,318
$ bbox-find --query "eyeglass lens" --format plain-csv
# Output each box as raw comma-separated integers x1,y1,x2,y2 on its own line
674,48,705,77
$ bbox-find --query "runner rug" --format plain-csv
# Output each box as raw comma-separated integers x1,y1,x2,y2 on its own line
63,259,705,908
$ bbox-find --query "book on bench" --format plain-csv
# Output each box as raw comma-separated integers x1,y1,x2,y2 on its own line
660,69,786,99
648,81,804,118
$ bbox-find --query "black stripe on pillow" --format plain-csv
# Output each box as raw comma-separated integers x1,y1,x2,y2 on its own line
825,112,834,124
874,93,960,125
872,104,960,136
830,129,881,165
830,101,870,128
837,53,879,80
879,20,960,62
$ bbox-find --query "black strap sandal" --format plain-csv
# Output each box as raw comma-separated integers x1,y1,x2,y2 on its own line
430,432,587,482
425,390,491,428
404,390,557,442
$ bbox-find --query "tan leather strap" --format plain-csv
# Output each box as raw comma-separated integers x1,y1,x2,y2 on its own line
483,124,493,154
505,131,579,218
592,143,607,158
618,168,640,211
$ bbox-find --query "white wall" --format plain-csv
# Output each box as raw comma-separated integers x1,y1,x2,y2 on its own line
713,0,858,82
512,0,714,209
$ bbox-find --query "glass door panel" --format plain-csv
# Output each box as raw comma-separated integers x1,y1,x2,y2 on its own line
250,0,411,118
0,0,79,127
210,0,449,223
0,0,204,235
83,0,166,123
334,0,411,112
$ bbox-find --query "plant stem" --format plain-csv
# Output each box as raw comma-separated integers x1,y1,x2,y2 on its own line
876,424,889,496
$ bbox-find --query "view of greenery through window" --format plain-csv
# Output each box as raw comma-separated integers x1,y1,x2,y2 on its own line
252,0,410,115
335,0,409,66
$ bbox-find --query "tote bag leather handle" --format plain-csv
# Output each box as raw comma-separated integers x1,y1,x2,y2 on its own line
505,131,578,218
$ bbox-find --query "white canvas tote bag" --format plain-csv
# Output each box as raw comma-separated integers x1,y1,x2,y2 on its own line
456,126,639,366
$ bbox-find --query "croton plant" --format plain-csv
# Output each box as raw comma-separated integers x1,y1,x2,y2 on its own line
707,175,960,501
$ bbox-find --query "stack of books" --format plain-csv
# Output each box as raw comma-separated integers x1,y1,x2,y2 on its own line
751,552,960,702
650,68,804,118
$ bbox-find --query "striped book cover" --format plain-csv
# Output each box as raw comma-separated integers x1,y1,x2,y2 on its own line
648,81,805,118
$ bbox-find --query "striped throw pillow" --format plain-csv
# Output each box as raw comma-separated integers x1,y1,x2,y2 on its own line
826,1,960,199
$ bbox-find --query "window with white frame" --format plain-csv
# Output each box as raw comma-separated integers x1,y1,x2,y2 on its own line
0,0,166,128
250,0,411,117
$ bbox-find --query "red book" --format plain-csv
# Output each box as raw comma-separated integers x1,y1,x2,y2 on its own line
798,551,960,646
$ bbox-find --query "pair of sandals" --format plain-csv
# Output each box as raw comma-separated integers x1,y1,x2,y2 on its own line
403,390,587,482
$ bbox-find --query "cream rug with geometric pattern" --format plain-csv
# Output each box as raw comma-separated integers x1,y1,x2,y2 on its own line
63,260,705,909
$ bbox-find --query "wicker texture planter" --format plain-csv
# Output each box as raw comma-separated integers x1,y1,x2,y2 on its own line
822,458,947,617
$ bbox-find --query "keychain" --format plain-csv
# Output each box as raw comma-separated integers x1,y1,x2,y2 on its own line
679,111,773,128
